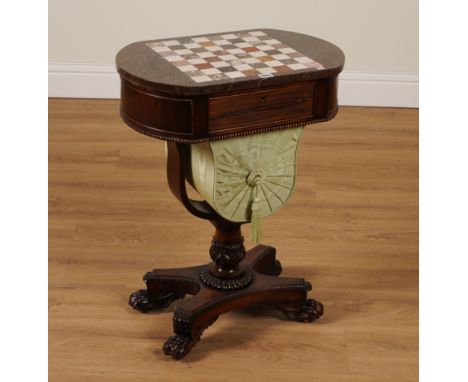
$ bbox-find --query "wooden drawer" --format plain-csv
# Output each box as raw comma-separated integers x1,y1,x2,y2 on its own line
120,81,193,139
208,82,315,133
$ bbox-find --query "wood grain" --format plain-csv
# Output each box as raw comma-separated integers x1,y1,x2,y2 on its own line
49,99,418,381
208,82,315,131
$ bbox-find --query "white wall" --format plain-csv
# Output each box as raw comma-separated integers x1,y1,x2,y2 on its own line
49,0,419,106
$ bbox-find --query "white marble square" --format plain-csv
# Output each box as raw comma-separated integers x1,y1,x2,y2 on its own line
187,58,207,64
243,57,261,64
213,39,230,45
206,45,223,52
233,64,253,71
221,34,238,40
225,71,246,78
250,51,268,57
191,75,212,82
263,39,281,45
178,64,198,72
185,42,201,49
257,45,275,51
152,46,171,53
257,67,277,75
192,37,210,43
174,49,193,55
227,48,245,55
272,53,290,60
287,63,307,70
165,55,183,62
265,60,284,67
201,68,222,75
218,54,237,61
242,36,260,42
211,61,231,68
279,47,296,54
198,51,216,58
162,40,180,46
294,56,313,63
249,31,267,36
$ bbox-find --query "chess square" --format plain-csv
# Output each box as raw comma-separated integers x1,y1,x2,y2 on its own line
192,37,210,43
198,51,216,58
249,61,267,69
218,54,237,61
273,65,291,73
206,45,223,52
230,59,244,66
162,40,180,46
250,51,268,57
265,60,284,67
287,63,307,70
213,39,230,45
279,47,296,54
178,64,198,72
295,56,314,63
191,47,206,54
265,49,281,56
187,57,207,65
272,53,290,60
233,64,253,71
243,57,261,64
205,55,223,63
249,31,267,37
242,36,260,43
185,42,201,49
192,75,212,82
263,39,281,45
211,60,231,68
225,71,245,78
165,55,183,62
221,34,238,40
194,62,212,70
174,49,193,55
168,45,186,51
227,48,245,55
257,45,276,51
257,67,277,75
218,65,239,73
152,46,171,53
201,68,222,75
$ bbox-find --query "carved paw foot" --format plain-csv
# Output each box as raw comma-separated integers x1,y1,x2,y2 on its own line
295,298,324,322
163,335,193,360
273,298,324,322
269,260,282,276
128,289,185,313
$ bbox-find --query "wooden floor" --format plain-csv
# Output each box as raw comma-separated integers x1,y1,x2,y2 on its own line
49,99,418,382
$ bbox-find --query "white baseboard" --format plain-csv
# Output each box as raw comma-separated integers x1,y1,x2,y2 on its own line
48,62,418,108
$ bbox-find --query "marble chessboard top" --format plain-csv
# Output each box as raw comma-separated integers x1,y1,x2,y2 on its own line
116,29,344,96
146,30,325,84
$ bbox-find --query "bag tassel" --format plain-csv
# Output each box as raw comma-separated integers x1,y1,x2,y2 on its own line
250,186,262,244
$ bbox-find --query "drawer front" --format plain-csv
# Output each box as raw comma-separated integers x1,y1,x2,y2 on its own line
207,82,315,133
120,80,193,139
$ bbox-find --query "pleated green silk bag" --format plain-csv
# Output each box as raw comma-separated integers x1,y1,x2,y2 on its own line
188,127,304,243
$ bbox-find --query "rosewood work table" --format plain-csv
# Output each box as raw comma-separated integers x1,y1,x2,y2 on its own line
116,28,344,360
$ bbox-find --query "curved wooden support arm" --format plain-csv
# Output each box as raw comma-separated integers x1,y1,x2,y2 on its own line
166,141,219,220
